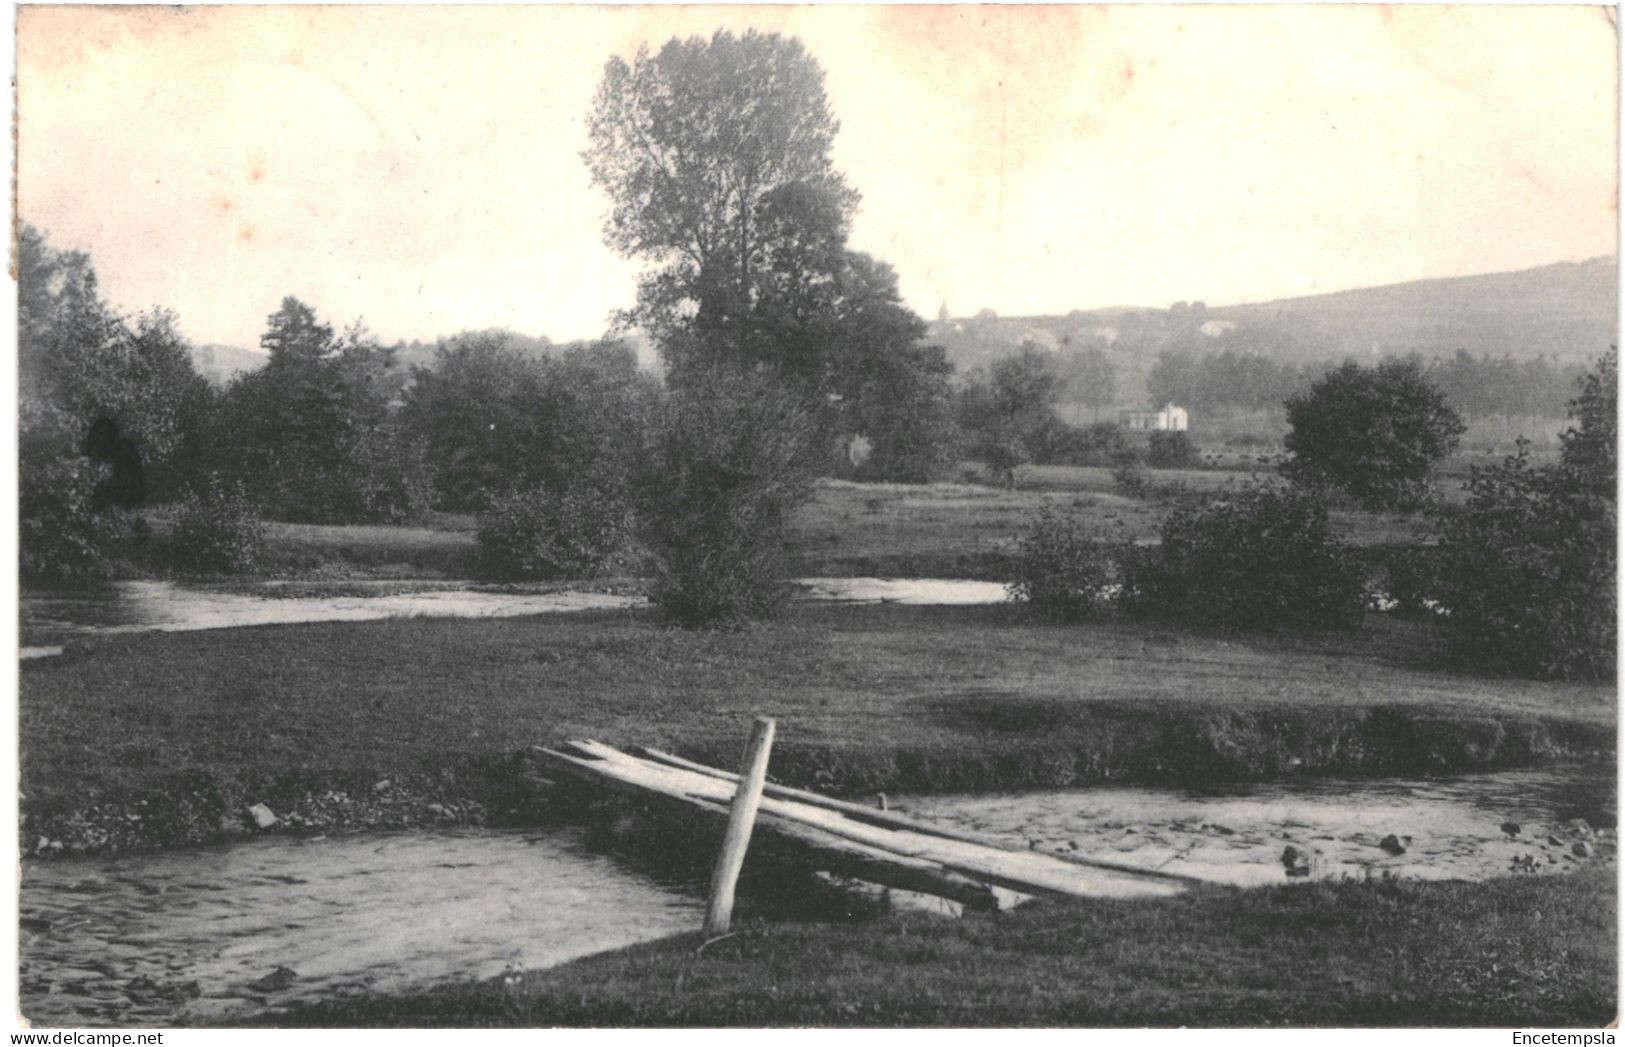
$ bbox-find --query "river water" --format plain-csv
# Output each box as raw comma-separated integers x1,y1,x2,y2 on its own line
17,580,1614,1025
18,827,703,1027
19,577,1009,656
18,767,1613,1026
895,766,1615,888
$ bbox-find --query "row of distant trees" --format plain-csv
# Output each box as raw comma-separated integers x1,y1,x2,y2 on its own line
18,27,1614,654
1148,346,1587,418
17,231,964,511
20,209,1596,559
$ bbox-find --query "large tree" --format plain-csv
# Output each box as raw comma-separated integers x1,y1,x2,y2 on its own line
959,348,1066,486
17,223,212,581
584,29,857,369
1282,359,1465,509
585,29,958,484
402,334,659,512
18,223,206,472
212,298,428,523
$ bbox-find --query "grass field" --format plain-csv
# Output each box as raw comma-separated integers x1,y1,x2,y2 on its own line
21,603,1613,852
241,469,1435,582
263,869,1615,1028
25,443,1615,1027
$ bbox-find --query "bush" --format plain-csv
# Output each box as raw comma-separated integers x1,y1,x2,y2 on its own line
19,447,127,587
982,435,1028,488
1379,546,1444,621
1029,419,1134,468
1431,350,1615,681
164,477,266,576
1008,509,1116,622
475,474,635,581
1434,446,1614,680
1282,360,1465,509
1112,460,1154,499
1148,430,1198,469
1121,483,1365,630
641,368,819,626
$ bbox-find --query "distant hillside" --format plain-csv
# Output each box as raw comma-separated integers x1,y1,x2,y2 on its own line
1210,256,1618,363
928,256,1618,409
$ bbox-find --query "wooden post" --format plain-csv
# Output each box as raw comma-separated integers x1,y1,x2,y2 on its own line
703,716,776,937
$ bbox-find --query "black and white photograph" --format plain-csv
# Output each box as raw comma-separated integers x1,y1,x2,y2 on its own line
11,2,1619,1030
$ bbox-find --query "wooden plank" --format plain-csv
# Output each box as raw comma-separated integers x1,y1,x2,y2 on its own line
531,743,1190,902
538,744,1003,910
531,746,1001,911
535,743,1189,898
624,742,1207,888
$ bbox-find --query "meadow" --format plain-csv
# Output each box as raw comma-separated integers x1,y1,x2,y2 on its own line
233,457,1437,582
20,433,1615,1028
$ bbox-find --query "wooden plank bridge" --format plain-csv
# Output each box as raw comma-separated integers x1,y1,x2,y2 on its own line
530,739,1205,912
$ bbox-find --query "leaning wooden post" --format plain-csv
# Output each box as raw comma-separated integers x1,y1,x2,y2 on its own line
703,716,776,938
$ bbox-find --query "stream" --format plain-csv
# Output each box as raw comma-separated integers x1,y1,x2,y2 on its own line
16,580,1614,1026
19,577,1009,657
18,827,702,1027
894,765,1615,888
18,766,1613,1026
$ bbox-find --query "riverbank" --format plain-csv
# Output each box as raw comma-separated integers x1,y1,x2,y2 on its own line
255,869,1615,1027
20,603,1613,856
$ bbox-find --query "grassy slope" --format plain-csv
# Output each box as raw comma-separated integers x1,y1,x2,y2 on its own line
21,603,1613,838
265,870,1616,1028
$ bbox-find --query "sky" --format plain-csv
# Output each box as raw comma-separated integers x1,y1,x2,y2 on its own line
16,4,1620,352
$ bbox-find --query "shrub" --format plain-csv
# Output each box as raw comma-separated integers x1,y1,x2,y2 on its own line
1431,350,1615,681
1008,509,1116,622
1434,446,1614,680
1029,419,1134,468
1282,360,1465,509
1379,546,1444,621
475,473,635,581
1148,430,1198,469
164,477,266,576
641,368,819,626
1121,483,1365,630
19,447,127,587
982,435,1029,488
1113,460,1154,499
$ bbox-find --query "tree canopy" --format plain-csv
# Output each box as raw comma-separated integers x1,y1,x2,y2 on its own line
959,348,1066,486
584,29,956,484
18,223,205,468
1282,359,1466,509
584,29,857,363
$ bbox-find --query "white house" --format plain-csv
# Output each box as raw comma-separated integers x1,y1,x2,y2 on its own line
1121,403,1190,432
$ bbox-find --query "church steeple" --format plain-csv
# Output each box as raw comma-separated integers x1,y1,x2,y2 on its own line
937,301,950,324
